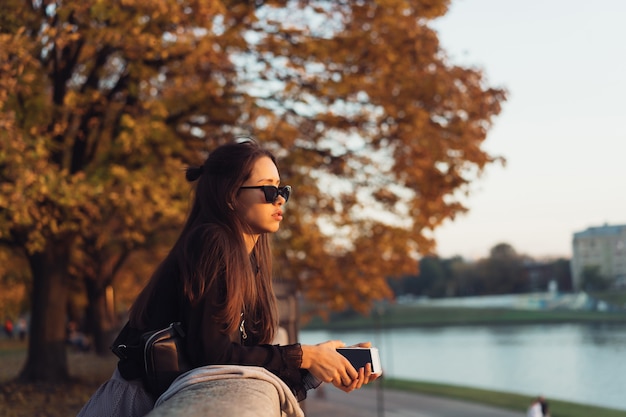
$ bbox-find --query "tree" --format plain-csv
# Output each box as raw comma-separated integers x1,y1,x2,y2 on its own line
1,0,245,380
1,0,506,381
582,265,610,291
419,256,447,297
247,1,506,311
447,256,477,296
481,243,525,294
551,258,573,292
73,222,184,354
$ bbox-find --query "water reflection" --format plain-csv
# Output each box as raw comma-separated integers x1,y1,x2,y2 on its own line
582,323,626,349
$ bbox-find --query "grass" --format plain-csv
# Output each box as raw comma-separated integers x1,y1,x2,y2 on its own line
381,378,626,417
0,339,117,417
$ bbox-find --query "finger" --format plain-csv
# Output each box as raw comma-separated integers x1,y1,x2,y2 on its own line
344,374,360,391
332,340,346,349
333,370,350,388
355,368,365,389
333,376,354,392
364,362,373,379
349,379,360,391
342,371,355,387
348,365,359,380
343,368,364,391
364,363,381,384
338,384,352,393
339,356,359,380
319,340,342,349
347,341,372,348
331,376,346,389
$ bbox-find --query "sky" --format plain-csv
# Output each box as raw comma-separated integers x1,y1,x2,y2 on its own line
428,0,626,260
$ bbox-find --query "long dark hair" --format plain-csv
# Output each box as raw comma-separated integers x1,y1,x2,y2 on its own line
129,139,279,343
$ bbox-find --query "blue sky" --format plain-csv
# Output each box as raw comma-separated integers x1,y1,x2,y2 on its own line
430,0,626,260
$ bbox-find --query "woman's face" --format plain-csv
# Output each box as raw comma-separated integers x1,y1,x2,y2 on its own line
236,156,286,236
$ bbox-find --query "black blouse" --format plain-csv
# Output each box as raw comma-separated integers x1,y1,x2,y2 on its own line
115,255,313,401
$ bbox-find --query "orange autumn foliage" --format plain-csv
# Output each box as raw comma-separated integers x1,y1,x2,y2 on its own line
0,0,505,379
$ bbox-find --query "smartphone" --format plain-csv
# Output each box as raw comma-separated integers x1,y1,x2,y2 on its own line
337,347,382,375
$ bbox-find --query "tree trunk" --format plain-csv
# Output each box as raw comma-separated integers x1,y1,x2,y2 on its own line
84,279,116,355
19,241,71,382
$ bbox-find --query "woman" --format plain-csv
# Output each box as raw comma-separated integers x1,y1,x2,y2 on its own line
78,139,378,416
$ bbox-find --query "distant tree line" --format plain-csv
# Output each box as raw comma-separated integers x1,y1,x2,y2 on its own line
388,243,573,299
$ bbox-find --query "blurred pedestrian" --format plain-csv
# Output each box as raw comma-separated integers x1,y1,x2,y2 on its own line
3,318,13,338
17,317,27,341
540,397,550,417
66,320,91,352
527,396,543,417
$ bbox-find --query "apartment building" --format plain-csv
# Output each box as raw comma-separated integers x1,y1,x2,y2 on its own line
571,223,626,290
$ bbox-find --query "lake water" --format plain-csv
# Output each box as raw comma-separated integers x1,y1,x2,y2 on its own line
300,323,626,411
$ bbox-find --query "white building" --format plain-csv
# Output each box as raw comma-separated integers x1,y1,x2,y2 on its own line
571,223,626,290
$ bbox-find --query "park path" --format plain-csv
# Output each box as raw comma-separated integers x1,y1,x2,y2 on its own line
302,385,526,417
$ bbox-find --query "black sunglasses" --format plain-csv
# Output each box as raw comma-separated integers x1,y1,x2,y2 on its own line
239,185,292,204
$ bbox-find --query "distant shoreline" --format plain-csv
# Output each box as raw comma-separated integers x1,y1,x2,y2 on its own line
301,305,626,331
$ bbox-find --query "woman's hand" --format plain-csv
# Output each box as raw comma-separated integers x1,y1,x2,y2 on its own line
301,340,357,391
301,340,380,392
